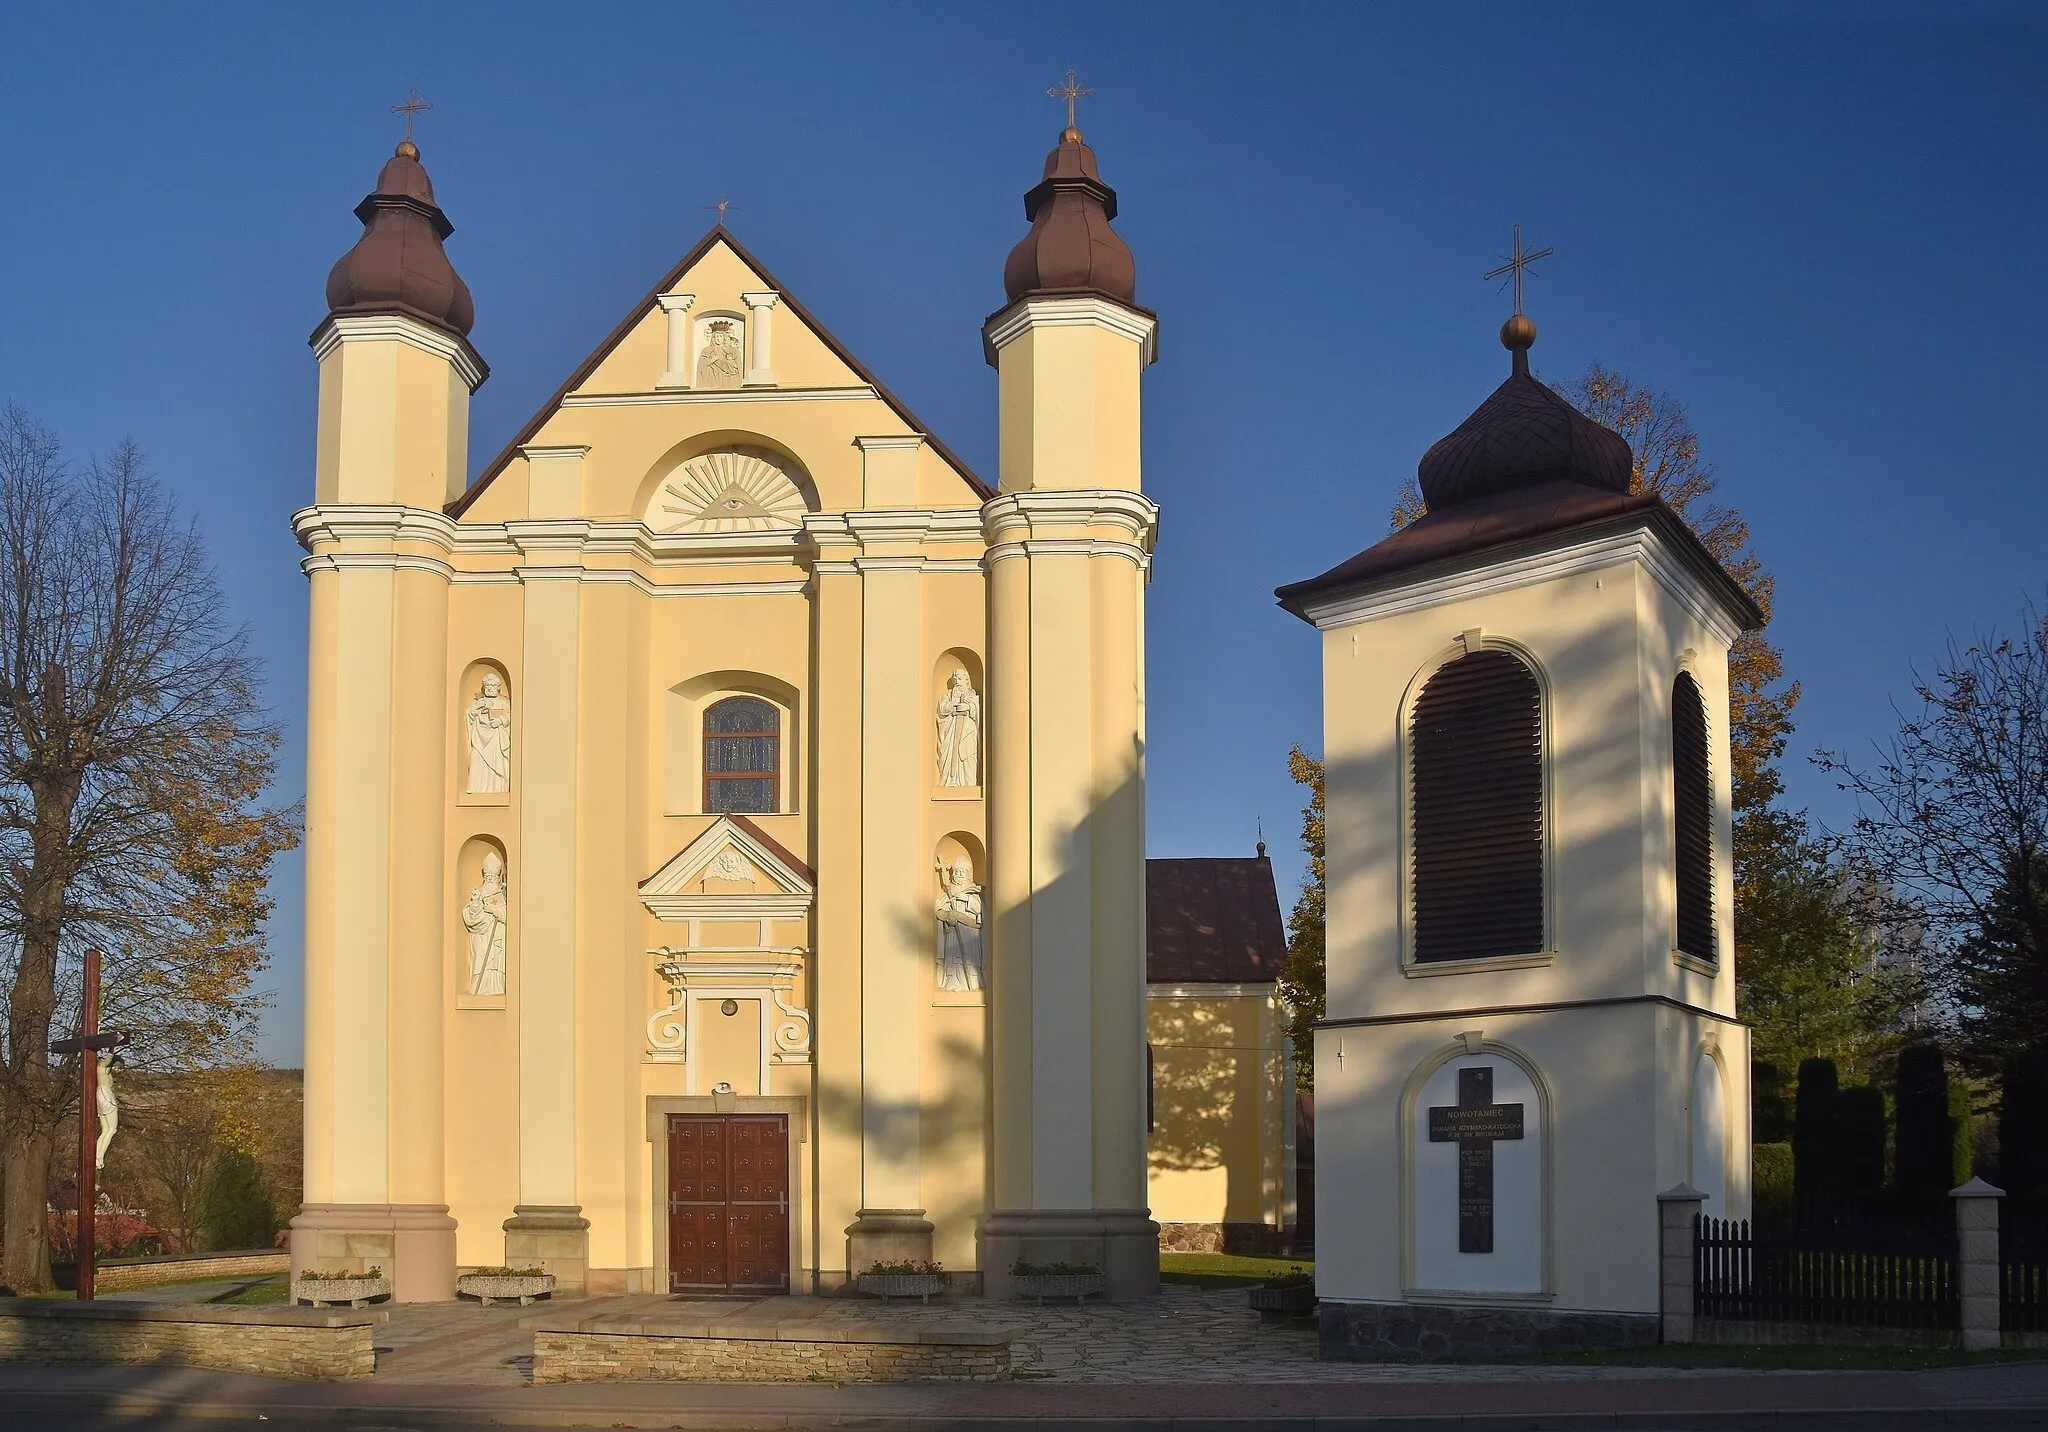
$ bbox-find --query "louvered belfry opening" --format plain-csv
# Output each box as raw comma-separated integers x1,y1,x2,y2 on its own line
1672,671,1716,962
1410,649,1544,963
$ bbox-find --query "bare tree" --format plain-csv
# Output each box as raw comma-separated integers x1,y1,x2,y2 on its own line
0,405,297,1293
1820,607,2048,1069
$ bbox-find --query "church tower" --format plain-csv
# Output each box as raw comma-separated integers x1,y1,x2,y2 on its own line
1278,300,1763,1352
979,114,1162,1299
291,134,485,1302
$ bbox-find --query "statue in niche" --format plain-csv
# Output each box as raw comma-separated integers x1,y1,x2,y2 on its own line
462,850,510,997
465,672,512,794
935,856,984,993
95,1052,118,1171
696,319,743,389
936,667,981,788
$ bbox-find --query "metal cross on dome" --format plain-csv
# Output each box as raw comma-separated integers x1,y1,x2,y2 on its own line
705,189,741,223
392,87,432,144
1482,224,1554,317
1047,68,1094,130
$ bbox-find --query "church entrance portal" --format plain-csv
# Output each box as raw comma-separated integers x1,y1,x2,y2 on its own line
666,1114,791,1294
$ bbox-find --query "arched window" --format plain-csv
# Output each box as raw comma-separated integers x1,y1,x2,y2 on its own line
1672,671,1715,962
703,696,780,813
1410,649,1543,963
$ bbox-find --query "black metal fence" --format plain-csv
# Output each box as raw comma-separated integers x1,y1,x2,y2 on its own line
2002,1208,2048,1332
1695,1212,1958,1330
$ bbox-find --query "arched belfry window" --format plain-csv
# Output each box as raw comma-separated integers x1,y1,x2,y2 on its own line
1410,649,1544,963
1672,672,1715,962
704,696,780,813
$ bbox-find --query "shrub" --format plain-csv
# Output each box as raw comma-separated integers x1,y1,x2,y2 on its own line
1011,1259,1099,1276
864,1260,943,1276
1836,1085,1888,1201
1752,1142,1794,1225
1794,1057,1840,1203
1894,1042,1956,1203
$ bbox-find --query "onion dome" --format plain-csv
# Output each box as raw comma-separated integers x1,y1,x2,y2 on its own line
1415,314,1632,509
1001,125,1137,306
324,139,475,339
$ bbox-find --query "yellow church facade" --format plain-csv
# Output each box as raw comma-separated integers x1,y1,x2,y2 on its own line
291,122,1166,1300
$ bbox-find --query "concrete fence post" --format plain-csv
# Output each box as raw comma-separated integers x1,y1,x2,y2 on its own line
1657,1183,1706,1345
1952,1176,2004,1352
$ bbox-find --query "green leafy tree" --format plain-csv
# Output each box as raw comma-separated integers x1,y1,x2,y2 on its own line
196,1145,274,1252
1275,746,1324,1089
1822,609,2048,1074
0,408,299,1293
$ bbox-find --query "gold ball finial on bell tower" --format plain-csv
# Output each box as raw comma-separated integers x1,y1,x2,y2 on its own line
1500,312,1537,351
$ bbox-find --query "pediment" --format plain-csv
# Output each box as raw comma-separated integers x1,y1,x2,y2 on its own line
639,814,815,921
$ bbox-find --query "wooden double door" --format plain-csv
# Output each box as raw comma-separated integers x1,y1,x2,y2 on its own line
666,1114,790,1294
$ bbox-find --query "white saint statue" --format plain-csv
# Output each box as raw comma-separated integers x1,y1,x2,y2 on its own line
465,672,512,795
463,851,510,997
936,668,981,788
935,856,984,993
94,1052,118,1171
696,321,744,389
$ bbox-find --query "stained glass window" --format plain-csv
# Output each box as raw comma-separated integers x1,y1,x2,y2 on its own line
704,696,779,813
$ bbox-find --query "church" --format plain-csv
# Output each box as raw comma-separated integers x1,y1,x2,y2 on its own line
288,110,1179,1301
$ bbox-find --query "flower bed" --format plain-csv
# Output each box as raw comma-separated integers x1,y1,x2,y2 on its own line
858,1259,946,1304
1246,1282,1317,1317
457,1268,555,1306
291,1270,390,1309
1011,1260,1105,1304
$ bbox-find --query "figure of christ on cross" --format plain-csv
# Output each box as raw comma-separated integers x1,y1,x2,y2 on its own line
49,947,131,1300
1427,1065,1524,1254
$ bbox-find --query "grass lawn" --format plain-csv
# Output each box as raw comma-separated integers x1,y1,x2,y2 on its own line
1509,1343,2048,1371
210,1275,289,1306
1159,1253,1311,1289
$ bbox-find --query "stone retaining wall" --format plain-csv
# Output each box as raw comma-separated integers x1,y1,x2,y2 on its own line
527,1313,1008,1383
0,1299,379,1380
96,1252,288,1292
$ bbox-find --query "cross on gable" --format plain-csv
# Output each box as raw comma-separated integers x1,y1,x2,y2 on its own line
1427,1065,1524,1254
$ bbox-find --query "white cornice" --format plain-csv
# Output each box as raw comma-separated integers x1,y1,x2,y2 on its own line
310,314,487,393
982,296,1159,366
981,489,1158,548
559,385,877,409
853,434,927,453
1146,982,1275,1000
1299,521,1748,647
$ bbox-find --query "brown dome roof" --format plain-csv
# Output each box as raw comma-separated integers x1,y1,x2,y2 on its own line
1002,127,1136,306
325,141,475,339
1416,324,1632,508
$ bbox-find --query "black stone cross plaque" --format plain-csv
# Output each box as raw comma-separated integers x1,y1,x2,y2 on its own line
1427,1066,1524,1254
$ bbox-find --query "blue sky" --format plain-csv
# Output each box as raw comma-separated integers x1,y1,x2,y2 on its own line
2,4,2043,1065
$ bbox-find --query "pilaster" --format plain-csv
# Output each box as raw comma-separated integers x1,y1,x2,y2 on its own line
847,512,937,1269
509,521,588,1286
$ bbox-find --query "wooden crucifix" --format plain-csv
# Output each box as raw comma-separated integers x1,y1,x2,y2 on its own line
1427,1065,1524,1254
49,948,131,1300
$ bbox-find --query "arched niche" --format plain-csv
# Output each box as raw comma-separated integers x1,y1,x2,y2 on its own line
1690,1047,1730,1213
933,832,986,1005
666,670,802,816
456,659,513,806
1401,1038,1550,1296
634,433,819,537
454,834,510,1010
932,649,984,794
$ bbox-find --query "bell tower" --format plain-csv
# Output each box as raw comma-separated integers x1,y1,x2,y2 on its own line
291,131,485,1302
979,101,1162,1300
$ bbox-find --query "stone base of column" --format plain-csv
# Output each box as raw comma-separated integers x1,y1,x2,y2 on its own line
289,1202,457,1303
503,1204,591,1294
846,1208,935,1276
980,1207,1159,1301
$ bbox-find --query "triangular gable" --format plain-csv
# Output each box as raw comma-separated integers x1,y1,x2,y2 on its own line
450,225,992,518
639,814,815,922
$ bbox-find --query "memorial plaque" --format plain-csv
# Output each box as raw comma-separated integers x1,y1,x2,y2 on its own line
1427,1065,1525,1254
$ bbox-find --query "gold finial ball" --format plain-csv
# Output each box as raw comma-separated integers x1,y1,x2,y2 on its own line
1060,125,1084,145
395,139,420,160
1500,313,1537,351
